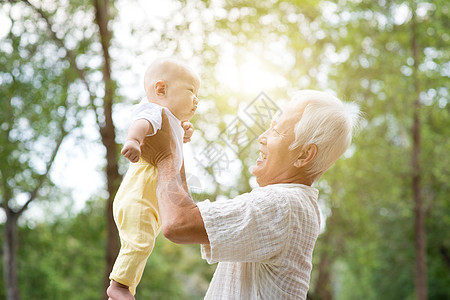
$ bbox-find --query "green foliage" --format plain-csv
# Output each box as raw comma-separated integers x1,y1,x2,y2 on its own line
137,237,215,299
0,197,215,299
317,0,450,298
15,199,105,300
1,0,448,298
0,1,85,210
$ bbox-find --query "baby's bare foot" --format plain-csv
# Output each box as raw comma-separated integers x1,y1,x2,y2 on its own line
107,280,135,300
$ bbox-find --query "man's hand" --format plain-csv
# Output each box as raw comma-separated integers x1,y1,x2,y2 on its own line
182,121,194,143
121,139,141,163
140,110,178,167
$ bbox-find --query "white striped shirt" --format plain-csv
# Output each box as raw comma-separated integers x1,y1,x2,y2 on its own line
197,183,321,300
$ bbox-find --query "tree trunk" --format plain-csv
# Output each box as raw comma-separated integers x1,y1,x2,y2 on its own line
311,219,334,300
411,12,427,300
3,209,20,300
93,0,121,297
308,211,336,300
14,1,121,298
315,252,333,300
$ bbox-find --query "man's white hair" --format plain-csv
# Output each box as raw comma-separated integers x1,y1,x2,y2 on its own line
288,90,361,182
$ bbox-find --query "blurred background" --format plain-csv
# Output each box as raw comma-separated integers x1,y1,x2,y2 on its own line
0,0,448,299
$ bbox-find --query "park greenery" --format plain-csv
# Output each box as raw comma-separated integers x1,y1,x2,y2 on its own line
0,0,449,299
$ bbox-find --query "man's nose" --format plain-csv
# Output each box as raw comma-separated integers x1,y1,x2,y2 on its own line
258,130,268,144
193,96,199,105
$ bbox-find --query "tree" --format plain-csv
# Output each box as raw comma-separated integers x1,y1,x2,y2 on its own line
0,0,121,298
11,1,122,296
410,5,426,299
322,0,449,298
0,2,83,298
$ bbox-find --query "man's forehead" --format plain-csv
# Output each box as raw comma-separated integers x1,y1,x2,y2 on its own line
272,100,305,123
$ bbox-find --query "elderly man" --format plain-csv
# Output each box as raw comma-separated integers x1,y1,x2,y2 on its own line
137,90,359,299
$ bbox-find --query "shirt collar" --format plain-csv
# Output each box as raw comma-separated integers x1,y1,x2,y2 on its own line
262,183,319,198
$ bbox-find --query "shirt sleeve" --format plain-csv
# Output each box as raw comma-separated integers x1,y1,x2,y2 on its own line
197,188,290,264
131,102,162,136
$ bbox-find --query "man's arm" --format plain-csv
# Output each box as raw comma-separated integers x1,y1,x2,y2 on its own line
140,111,209,244
156,158,209,245
180,161,189,193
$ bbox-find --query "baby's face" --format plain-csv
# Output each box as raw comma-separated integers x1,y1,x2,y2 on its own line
165,68,200,121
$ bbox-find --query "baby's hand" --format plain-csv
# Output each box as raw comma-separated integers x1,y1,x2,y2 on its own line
121,140,141,163
182,121,194,143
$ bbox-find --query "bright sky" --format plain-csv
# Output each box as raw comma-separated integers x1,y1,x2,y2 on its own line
0,0,292,223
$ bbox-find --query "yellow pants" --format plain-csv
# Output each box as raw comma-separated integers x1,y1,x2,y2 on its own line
109,159,160,295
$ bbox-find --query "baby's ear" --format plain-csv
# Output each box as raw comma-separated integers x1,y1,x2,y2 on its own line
155,80,166,96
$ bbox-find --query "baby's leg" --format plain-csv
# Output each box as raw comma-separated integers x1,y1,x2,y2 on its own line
109,189,160,295
107,280,135,300
109,164,160,296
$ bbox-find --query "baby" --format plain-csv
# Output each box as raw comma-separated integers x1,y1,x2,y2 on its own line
107,58,200,300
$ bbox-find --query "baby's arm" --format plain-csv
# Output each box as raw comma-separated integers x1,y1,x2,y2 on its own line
121,119,154,163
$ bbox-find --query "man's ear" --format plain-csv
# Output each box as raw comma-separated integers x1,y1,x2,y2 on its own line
154,80,166,97
294,144,318,168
